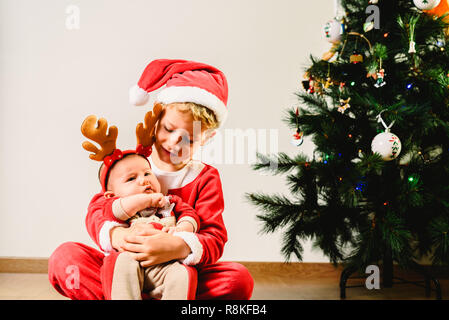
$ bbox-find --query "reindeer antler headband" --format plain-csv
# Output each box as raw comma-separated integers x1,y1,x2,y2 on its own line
81,104,163,191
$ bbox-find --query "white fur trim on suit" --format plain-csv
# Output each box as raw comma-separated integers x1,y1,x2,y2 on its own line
173,231,204,266
156,86,228,126
129,84,149,106
99,221,128,253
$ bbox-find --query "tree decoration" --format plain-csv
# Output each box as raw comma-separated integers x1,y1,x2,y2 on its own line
423,0,449,20
373,67,386,88
323,18,345,44
338,97,351,113
397,14,420,55
350,50,364,64
371,111,402,161
413,0,441,10
291,108,304,147
367,44,388,88
339,32,372,63
424,0,449,35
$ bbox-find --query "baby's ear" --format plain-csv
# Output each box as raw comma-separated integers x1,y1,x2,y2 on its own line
104,191,115,199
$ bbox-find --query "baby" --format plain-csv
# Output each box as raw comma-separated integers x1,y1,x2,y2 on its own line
102,152,198,234
81,112,199,300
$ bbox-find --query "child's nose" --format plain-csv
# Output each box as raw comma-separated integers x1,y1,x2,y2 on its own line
168,131,183,145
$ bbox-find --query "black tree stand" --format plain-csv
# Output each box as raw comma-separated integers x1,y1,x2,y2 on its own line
339,245,442,299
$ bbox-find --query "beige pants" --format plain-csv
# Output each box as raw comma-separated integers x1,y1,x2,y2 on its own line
110,252,192,300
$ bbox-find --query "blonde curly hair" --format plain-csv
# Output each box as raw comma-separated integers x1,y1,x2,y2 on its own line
164,102,219,130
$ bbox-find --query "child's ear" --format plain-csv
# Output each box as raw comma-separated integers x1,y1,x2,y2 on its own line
104,191,115,199
200,129,216,146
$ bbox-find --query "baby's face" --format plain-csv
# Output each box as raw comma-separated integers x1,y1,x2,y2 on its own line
106,154,161,198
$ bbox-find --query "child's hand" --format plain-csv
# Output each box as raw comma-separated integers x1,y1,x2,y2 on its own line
111,226,132,252
146,193,166,208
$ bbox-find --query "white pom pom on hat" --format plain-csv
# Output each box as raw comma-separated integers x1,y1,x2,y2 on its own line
129,84,149,106
129,59,228,127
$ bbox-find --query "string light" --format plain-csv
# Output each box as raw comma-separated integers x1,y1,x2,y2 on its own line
355,178,367,192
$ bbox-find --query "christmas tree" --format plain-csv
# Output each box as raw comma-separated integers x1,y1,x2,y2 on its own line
247,0,449,277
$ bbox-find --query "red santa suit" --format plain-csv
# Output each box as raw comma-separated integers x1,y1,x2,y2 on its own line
48,158,254,299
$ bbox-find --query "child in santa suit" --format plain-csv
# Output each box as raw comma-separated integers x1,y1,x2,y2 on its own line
48,59,254,300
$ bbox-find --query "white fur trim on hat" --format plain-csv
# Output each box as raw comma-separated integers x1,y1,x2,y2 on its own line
129,84,150,106
156,86,228,126
173,231,204,266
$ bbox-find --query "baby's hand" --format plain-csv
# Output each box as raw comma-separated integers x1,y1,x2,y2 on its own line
162,226,177,234
162,221,195,234
146,193,166,208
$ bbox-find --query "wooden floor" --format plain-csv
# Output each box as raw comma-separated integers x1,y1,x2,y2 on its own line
0,272,447,300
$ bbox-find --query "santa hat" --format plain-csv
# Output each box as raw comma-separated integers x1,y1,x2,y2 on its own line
129,59,228,126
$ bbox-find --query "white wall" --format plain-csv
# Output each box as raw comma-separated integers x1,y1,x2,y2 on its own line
0,0,333,262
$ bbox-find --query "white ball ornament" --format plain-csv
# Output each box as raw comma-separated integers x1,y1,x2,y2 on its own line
371,131,402,161
323,19,345,44
413,0,441,10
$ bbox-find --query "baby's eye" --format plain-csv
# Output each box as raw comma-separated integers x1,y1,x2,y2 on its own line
144,172,151,176
126,177,136,182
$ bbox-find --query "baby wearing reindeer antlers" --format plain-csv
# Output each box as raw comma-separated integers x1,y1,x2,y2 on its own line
81,106,199,300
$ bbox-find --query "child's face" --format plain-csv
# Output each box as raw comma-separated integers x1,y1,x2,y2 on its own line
154,104,212,168
105,154,161,198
